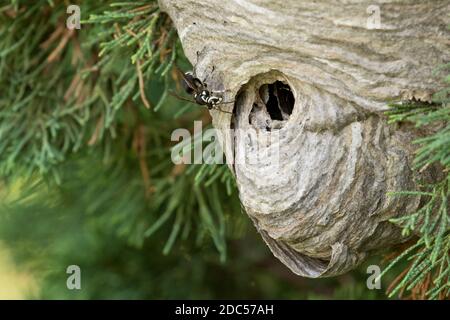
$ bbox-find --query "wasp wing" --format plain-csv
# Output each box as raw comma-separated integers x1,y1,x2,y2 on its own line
173,65,201,94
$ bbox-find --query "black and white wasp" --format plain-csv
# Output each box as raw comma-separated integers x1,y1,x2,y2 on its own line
171,68,233,114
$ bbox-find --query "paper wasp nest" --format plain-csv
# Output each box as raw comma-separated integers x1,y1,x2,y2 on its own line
159,0,450,277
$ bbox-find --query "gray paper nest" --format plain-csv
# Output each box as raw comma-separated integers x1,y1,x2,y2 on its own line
160,0,450,277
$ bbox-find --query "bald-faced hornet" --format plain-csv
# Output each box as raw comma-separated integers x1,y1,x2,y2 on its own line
171,68,233,114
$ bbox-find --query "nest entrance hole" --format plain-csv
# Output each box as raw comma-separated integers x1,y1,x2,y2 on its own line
249,80,295,130
261,81,294,120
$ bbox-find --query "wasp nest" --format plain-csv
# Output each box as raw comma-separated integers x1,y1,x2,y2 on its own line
159,0,450,277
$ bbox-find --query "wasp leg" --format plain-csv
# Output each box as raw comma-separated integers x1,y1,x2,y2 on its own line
211,90,226,94
212,106,233,114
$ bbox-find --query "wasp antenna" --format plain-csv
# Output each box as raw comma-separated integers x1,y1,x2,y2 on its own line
172,63,184,75
168,91,196,104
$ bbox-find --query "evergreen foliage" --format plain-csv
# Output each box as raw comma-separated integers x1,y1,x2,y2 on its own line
383,65,450,299
0,0,241,266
